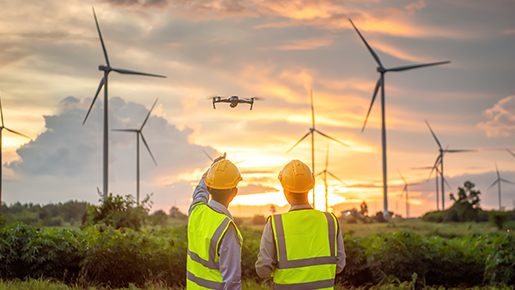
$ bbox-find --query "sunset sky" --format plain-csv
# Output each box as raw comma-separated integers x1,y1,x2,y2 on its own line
0,0,514,217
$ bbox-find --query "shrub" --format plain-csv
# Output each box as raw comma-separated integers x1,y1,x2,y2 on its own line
82,193,150,230
252,214,267,225
489,211,510,230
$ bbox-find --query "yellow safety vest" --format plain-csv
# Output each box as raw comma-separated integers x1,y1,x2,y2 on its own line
270,209,338,290
187,202,242,290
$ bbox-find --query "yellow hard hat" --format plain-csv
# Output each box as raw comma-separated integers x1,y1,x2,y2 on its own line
205,159,242,189
278,160,314,193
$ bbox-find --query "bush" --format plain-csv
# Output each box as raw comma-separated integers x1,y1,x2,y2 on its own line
422,211,445,223
82,193,150,230
252,214,267,225
489,211,510,230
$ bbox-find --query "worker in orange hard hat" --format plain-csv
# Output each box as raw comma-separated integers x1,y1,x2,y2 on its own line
187,153,244,290
255,160,346,289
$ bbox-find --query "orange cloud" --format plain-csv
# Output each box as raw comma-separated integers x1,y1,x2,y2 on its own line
271,37,334,50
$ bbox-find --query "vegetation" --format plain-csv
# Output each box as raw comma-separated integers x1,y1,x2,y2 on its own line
0,200,87,227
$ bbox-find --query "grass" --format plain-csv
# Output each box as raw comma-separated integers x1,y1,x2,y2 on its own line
2,279,514,290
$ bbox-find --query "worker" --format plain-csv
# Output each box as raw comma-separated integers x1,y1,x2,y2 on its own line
187,153,243,290
255,159,346,289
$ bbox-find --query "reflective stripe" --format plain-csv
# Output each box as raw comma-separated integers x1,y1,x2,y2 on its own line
273,212,337,269
274,278,335,290
277,256,337,269
188,249,219,270
187,271,225,290
324,212,336,257
272,215,287,263
210,218,231,261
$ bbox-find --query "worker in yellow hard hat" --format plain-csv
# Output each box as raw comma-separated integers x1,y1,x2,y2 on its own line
187,153,243,290
255,159,346,289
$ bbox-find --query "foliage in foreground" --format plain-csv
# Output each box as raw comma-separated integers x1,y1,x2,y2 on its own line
1,222,515,288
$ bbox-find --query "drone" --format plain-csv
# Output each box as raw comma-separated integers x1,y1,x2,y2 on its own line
209,96,261,110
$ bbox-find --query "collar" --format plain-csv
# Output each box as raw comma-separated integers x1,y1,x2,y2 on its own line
208,199,234,220
289,204,313,211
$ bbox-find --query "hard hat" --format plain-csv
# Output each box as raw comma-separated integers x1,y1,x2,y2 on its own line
278,160,314,193
205,159,242,189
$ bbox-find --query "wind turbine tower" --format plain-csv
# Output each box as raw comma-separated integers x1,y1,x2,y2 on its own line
349,19,450,216
316,144,347,212
0,96,32,205
488,163,515,211
112,99,159,205
83,8,166,199
286,90,349,208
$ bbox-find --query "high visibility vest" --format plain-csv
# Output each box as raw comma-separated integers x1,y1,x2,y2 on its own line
187,202,242,290
270,209,338,290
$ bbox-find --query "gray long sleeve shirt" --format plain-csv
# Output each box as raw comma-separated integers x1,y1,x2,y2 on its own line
255,204,346,278
188,172,242,290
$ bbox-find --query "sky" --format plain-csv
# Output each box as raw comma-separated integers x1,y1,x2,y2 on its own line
0,0,514,217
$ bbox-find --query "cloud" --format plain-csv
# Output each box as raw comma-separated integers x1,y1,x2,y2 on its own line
477,96,515,137
238,183,277,195
4,96,217,211
270,37,334,51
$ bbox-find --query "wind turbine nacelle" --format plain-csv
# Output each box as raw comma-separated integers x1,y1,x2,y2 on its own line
98,65,111,71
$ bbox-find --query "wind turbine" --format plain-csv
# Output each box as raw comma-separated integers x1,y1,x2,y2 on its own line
507,149,515,158
397,170,410,218
0,96,32,205
286,90,349,208
315,144,347,212
112,98,158,205
488,163,515,211
349,19,450,216
414,165,451,211
83,8,166,200
425,120,476,210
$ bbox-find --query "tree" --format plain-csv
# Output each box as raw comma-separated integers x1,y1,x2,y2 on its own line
270,204,276,215
446,181,485,222
359,201,368,217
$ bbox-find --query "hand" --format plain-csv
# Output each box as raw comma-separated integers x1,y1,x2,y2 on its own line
212,152,227,165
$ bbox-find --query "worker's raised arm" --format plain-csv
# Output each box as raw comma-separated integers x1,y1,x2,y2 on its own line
188,153,226,215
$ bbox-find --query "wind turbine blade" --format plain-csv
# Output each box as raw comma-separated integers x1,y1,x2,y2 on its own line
4,128,32,140
362,77,381,132
315,171,325,177
140,133,157,166
348,19,384,69
112,129,138,132
403,184,408,193
325,144,329,171
397,169,407,184
495,162,500,178
327,171,347,185
92,7,110,67
443,177,451,188
501,178,515,185
425,120,442,149
506,148,515,158
310,90,315,129
0,95,4,128
112,68,166,78
141,98,159,130
445,149,477,153
386,61,450,72
202,148,214,162
488,180,499,190
428,155,441,180
286,131,311,154
314,129,350,147
83,76,105,124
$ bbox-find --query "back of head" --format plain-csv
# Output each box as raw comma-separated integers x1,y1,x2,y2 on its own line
205,159,242,190
278,160,314,193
